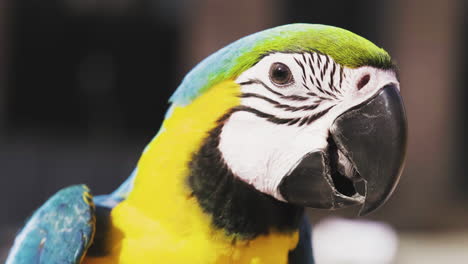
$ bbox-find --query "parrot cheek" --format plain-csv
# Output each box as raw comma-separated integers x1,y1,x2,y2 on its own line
218,113,331,201
279,83,407,215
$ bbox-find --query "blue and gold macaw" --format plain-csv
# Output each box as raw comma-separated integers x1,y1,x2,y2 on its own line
6,24,407,264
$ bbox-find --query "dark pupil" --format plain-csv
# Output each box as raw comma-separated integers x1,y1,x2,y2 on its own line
270,63,292,85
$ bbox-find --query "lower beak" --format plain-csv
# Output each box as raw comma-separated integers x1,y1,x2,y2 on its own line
279,84,407,215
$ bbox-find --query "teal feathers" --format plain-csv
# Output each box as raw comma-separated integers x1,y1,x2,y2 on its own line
6,185,95,264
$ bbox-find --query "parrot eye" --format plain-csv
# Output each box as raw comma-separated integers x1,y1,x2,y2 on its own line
269,62,294,86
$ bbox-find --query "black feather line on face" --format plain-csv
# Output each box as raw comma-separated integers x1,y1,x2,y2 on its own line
299,116,309,126
231,105,296,125
307,58,325,96
303,81,312,91
339,65,344,90
308,52,346,100
294,58,310,92
316,52,322,65
240,93,319,112
320,84,338,99
188,124,303,239
239,79,309,101
321,55,329,82
240,93,281,105
288,118,301,126
304,53,335,100
229,105,334,126
329,62,338,93
239,80,285,97
295,58,307,82
306,91,325,100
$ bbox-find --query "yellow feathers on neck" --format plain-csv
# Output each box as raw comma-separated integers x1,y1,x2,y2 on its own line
84,80,299,264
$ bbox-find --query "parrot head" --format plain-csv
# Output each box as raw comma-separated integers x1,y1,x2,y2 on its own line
170,24,407,217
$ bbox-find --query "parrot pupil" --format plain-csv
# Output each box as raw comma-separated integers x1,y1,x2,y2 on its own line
269,62,293,86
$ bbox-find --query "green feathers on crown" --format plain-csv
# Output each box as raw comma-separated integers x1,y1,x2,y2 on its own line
170,24,393,105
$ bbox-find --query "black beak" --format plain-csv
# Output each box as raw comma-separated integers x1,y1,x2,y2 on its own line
279,84,407,215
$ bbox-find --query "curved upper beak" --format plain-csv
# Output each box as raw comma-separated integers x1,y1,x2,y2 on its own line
279,83,407,215
331,84,407,215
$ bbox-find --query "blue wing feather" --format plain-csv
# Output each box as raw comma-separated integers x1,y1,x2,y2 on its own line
6,185,95,264
93,168,137,208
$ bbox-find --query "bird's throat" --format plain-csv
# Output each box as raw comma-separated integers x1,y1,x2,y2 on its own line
189,124,303,239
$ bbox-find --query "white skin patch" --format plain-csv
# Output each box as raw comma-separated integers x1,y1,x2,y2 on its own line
218,52,399,201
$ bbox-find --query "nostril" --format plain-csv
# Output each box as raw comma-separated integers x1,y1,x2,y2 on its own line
357,74,370,90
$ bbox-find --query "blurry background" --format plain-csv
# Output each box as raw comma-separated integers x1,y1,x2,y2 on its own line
0,0,467,262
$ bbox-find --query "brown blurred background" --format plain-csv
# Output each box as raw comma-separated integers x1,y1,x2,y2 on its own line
0,0,467,262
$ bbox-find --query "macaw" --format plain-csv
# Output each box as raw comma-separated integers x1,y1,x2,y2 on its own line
6,23,407,264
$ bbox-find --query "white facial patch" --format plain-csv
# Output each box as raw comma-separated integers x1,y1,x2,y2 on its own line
218,52,399,201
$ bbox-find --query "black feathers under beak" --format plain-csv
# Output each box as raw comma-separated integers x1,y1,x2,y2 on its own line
279,84,407,215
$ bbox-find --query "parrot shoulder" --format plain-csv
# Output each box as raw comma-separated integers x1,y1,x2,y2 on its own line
6,185,96,264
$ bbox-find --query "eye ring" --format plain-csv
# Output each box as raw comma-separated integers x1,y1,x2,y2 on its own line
269,62,294,86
